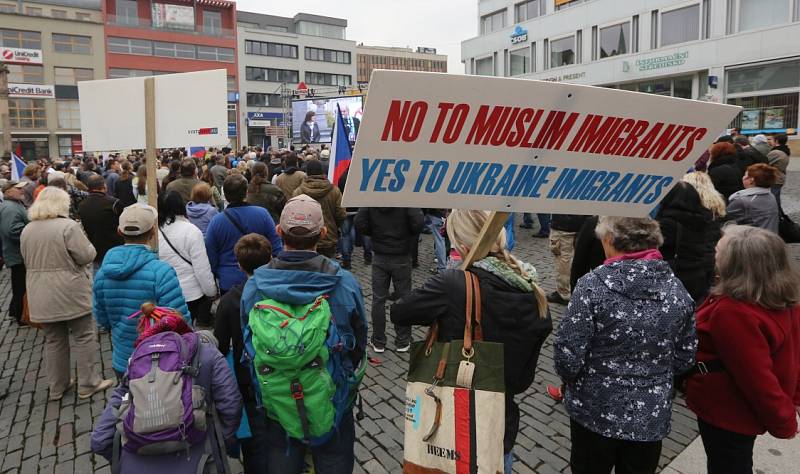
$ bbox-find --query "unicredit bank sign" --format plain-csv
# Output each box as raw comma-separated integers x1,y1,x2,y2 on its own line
1,47,43,65
9,84,55,99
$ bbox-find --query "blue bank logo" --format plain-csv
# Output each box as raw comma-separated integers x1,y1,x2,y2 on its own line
511,25,528,44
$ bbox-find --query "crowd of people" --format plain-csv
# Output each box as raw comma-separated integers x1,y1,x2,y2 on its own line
0,130,796,474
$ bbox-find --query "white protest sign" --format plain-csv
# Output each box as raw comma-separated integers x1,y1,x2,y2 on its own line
342,71,741,217
78,69,228,152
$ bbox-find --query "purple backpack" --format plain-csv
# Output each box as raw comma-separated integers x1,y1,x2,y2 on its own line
116,331,207,456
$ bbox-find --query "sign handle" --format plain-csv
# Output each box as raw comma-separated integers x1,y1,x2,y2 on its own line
144,77,159,249
460,211,510,270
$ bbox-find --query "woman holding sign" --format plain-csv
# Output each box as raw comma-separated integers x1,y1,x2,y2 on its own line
391,209,552,474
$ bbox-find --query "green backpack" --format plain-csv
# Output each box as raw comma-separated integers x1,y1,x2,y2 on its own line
248,295,336,440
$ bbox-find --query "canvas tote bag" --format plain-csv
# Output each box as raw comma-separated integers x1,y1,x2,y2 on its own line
403,271,505,474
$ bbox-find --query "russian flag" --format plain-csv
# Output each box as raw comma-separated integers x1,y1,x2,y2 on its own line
10,153,26,182
189,146,206,159
328,103,352,186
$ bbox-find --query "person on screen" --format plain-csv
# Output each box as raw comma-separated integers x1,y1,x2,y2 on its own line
300,111,320,144
340,104,360,142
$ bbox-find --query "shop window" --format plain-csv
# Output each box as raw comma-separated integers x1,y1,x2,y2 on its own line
8,65,44,84
9,98,46,129
0,28,41,49
55,67,93,85
727,92,799,132
53,33,92,54
58,137,72,157
510,47,530,76
598,22,630,59
739,0,790,32
475,57,494,76
727,60,800,94
481,9,506,34
57,100,81,129
550,35,575,68
673,77,693,99
661,5,700,47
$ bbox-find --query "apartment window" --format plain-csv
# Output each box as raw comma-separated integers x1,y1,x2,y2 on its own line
661,5,700,47
52,9,67,18
305,72,351,86
115,0,138,26
702,0,711,39
246,93,282,107
739,0,790,32
555,0,583,11
632,15,639,52
591,26,598,61
599,22,630,58
53,34,92,54
0,4,16,13
475,57,494,76
54,67,93,85
109,68,157,78
245,40,298,59
550,35,576,68
108,37,152,55
25,7,42,16
197,46,234,62
305,47,351,64
576,30,583,63
531,42,537,73
245,66,299,83
227,75,236,91
154,41,196,59
650,10,659,49
515,0,541,22
57,100,81,129
8,65,44,84
203,10,222,35
0,29,41,49
481,10,506,34
75,12,91,21
9,98,46,129
509,47,530,76
295,21,345,39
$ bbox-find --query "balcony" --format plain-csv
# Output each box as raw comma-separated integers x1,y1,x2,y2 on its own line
107,15,235,38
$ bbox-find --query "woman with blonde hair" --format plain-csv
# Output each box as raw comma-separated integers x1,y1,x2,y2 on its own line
392,209,552,474
20,187,113,401
682,172,726,219
686,225,800,473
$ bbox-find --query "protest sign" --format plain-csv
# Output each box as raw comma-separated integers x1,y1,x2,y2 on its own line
342,71,741,217
78,69,228,152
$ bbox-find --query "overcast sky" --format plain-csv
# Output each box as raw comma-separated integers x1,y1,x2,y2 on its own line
236,0,478,74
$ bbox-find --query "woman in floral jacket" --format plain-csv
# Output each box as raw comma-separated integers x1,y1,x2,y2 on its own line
554,216,697,474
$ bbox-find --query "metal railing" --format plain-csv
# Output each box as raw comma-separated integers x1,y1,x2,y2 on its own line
106,15,235,38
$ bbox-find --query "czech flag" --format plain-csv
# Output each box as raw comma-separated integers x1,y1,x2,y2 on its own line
10,153,26,182
328,103,352,186
189,146,206,159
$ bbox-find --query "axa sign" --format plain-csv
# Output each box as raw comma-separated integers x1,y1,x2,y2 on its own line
1,47,43,65
510,25,528,44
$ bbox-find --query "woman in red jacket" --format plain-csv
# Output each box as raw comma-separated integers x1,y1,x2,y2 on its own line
686,225,800,474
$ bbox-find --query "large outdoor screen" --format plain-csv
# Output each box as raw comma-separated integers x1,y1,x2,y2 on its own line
291,95,364,144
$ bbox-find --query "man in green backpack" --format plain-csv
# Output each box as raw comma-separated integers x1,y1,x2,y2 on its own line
241,194,368,474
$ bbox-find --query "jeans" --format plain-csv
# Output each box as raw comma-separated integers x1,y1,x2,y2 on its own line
698,418,756,474
9,264,26,323
537,214,551,235
570,418,662,474
187,296,213,328
262,409,355,474
371,254,412,347
241,400,270,473
504,451,514,474
426,215,447,272
522,213,534,227
341,215,372,263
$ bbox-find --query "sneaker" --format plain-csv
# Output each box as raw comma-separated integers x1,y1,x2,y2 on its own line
546,291,570,305
396,344,411,353
78,379,114,400
369,342,385,354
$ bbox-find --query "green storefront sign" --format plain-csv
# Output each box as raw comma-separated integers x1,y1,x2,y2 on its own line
635,51,689,71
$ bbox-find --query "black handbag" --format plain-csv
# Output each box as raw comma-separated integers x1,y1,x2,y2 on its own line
778,212,800,244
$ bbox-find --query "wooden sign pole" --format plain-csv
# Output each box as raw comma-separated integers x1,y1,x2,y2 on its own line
144,77,159,248
460,211,510,269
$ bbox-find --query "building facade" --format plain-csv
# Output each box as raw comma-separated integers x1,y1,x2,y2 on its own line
0,0,105,159
237,11,356,148
356,45,447,83
462,0,800,148
102,0,240,147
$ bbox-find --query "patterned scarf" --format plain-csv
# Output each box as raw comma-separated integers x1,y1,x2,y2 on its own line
472,256,538,293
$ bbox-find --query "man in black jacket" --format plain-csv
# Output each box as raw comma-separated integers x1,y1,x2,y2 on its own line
355,206,424,352
78,175,123,271
548,214,587,305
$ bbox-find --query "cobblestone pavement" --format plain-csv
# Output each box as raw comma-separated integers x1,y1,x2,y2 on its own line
2,172,800,474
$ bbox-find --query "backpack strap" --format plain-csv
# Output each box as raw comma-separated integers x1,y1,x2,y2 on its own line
112,430,121,474
468,272,483,342
160,229,192,266
290,379,312,441
223,210,247,236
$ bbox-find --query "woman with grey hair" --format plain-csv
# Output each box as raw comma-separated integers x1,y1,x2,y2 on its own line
685,225,800,474
554,216,697,474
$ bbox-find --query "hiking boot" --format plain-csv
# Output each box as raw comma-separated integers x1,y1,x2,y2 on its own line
369,342,385,354
546,291,570,305
396,344,411,353
78,379,114,400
